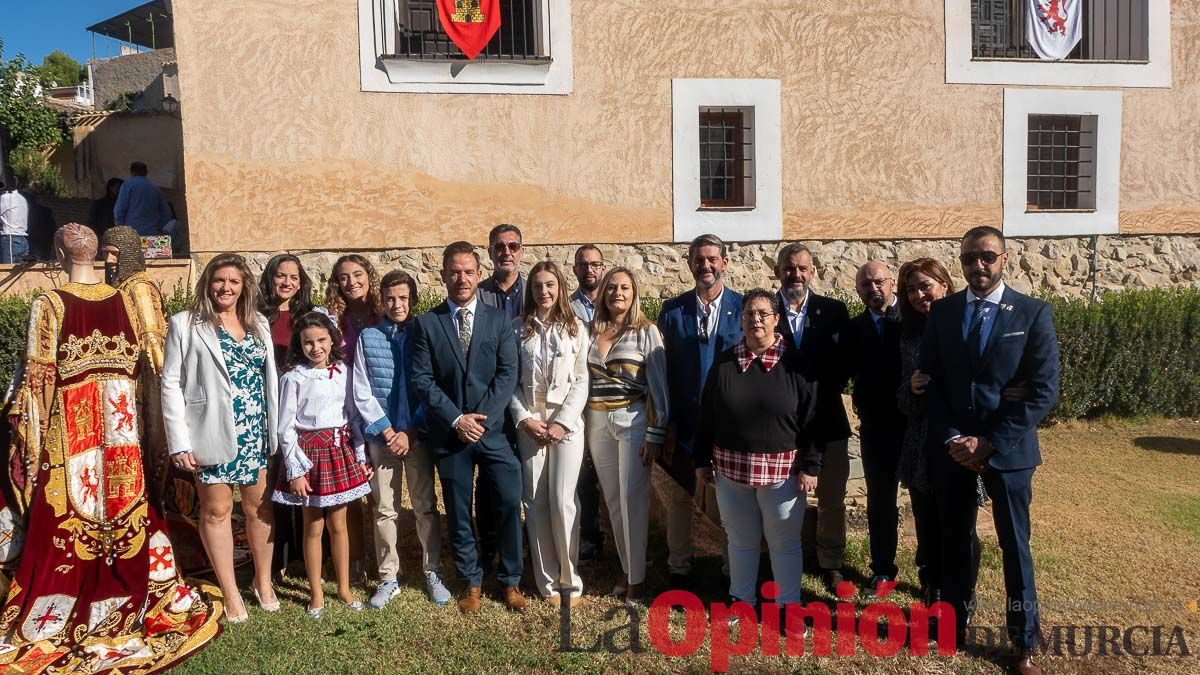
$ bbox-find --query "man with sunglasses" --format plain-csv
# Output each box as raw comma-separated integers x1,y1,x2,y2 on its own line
920,226,1059,675
475,223,526,575
479,223,526,320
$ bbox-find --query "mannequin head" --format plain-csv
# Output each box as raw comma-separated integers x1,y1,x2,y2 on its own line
54,223,99,265
101,226,145,284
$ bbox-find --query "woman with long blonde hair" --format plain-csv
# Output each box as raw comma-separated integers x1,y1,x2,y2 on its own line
162,253,280,622
584,266,668,605
509,261,590,606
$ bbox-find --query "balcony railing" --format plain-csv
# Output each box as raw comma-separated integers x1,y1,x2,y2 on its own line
75,81,94,106
377,0,550,62
972,0,1149,62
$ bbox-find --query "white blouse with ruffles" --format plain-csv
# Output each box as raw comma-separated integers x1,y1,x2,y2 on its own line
277,362,366,481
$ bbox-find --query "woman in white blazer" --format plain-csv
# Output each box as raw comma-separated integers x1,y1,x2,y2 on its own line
509,261,590,606
162,253,280,623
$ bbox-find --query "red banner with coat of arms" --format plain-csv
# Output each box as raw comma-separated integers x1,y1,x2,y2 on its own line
437,0,502,60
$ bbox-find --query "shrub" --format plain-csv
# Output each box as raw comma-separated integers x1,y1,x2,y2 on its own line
1046,287,1200,421
0,286,1195,423
8,146,64,197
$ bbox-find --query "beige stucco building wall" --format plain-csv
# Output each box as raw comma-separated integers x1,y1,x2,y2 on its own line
172,0,1200,255
53,112,185,202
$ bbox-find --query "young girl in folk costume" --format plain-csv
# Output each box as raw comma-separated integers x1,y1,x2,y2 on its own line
272,312,373,618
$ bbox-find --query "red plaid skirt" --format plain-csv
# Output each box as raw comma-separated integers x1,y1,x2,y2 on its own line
275,426,370,498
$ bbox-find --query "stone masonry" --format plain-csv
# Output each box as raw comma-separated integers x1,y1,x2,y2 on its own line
236,234,1200,301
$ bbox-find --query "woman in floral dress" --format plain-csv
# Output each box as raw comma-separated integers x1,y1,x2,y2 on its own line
162,254,281,623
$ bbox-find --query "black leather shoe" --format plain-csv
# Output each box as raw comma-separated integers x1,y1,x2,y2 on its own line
822,569,845,593
1015,648,1043,675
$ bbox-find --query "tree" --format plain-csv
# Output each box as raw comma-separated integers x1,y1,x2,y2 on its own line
0,39,65,150
41,49,82,87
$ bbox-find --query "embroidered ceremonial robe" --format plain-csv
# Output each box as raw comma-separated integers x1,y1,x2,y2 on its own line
0,282,222,674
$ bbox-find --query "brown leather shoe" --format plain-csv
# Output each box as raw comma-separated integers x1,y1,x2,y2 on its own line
545,593,562,608
1015,648,1043,675
567,595,588,609
458,587,482,614
503,586,527,613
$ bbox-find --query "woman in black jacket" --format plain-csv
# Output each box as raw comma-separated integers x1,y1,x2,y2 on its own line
694,288,818,621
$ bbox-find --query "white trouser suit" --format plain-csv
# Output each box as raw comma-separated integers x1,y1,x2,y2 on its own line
510,317,590,599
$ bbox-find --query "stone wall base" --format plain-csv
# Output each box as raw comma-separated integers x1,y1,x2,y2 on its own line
215,234,1200,301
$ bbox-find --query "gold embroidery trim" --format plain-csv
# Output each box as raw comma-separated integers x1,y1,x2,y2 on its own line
58,282,118,301
57,330,140,379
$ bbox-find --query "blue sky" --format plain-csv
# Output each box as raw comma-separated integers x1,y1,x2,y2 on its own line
1,0,139,65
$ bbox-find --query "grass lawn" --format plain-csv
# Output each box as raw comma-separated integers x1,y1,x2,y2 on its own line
176,419,1200,673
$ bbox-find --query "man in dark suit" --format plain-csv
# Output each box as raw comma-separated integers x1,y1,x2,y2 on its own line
409,241,525,614
847,261,906,596
773,243,852,590
921,226,1059,675
657,234,743,588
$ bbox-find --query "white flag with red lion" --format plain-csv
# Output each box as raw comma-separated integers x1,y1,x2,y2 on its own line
1026,0,1082,60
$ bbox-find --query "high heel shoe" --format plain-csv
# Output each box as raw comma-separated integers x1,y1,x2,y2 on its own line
224,610,249,624
253,586,280,612
306,604,323,620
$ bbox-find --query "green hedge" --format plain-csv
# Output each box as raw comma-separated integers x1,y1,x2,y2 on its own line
0,287,1195,422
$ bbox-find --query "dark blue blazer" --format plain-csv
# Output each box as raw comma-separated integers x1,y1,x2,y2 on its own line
657,286,744,450
777,291,852,444
408,300,519,456
919,286,1060,471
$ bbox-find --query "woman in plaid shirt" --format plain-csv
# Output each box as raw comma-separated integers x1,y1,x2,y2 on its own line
694,288,819,622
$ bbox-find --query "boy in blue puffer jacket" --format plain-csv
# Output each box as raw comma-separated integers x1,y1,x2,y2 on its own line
352,269,451,607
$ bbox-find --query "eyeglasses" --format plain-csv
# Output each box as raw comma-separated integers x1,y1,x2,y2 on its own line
742,311,777,322
960,251,1001,266
575,262,605,270
492,242,522,254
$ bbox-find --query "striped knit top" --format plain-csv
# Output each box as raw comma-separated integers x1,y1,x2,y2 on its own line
586,324,670,444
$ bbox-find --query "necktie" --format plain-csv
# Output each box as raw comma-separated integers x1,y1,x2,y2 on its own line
457,307,472,355
874,315,884,335
968,299,989,356
699,303,711,343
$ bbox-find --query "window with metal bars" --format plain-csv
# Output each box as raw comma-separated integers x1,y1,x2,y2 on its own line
390,0,547,60
1026,114,1097,211
971,0,1149,61
699,108,754,209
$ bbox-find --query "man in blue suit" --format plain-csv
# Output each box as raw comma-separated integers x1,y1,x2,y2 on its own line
657,234,743,588
921,226,1059,675
409,241,525,614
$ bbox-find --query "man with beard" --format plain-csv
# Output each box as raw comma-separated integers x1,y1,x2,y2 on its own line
570,244,606,562
478,223,525,320
475,223,525,573
409,241,524,614
847,261,906,597
656,234,743,589
921,226,1059,674
773,243,852,591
